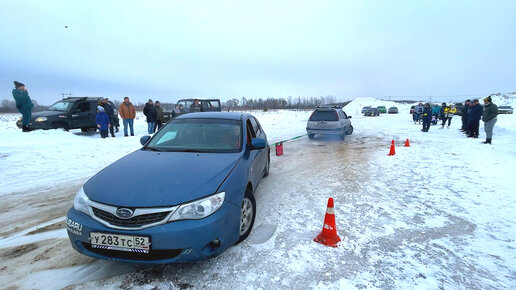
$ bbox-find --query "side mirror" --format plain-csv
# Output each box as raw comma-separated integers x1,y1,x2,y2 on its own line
348,116,352,119
250,138,266,150
140,135,151,145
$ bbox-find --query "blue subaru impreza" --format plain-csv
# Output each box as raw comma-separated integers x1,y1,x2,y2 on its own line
66,112,270,263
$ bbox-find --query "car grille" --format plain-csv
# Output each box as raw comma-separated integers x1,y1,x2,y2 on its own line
83,242,183,260
92,207,170,228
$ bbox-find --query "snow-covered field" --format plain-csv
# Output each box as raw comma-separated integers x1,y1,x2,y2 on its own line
0,97,515,289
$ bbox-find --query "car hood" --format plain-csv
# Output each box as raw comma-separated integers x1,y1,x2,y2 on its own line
31,110,62,118
84,150,241,207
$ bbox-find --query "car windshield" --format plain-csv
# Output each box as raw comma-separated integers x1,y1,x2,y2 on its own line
310,110,338,121
145,118,242,153
48,101,74,111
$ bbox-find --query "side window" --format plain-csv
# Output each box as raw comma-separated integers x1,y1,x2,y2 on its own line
341,110,348,119
246,120,255,144
249,117,261,135
76,102,90,112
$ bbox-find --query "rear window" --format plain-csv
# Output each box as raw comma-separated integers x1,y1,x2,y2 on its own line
309,110,338,121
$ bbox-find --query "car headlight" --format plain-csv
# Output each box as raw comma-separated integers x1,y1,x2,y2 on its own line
35,117,47,122
168,192,225,221
73,187,91,216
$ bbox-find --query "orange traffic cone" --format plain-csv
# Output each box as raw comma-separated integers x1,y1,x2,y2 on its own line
404,138,410,147
314,197,341,247
388,140,395,156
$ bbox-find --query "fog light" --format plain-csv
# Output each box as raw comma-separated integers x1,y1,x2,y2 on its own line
210,239,221,248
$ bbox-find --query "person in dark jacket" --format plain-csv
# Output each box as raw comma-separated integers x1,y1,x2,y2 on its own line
439,102,446,121
100,98,116,137
481,96,498,144
154,101,165,132
421,103,432,132
143,99,158,134
96,106,110,138
461,99,471,134
12,81,34,132
467,99,483,138
190,99,202,113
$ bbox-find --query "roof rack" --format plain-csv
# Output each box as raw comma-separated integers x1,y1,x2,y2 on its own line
316,105,342,109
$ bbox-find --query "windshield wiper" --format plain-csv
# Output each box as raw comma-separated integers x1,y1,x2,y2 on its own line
145,147,161,152
177,149,206,153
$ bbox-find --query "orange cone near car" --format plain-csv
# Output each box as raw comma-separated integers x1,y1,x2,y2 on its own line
388,140,396,156
314,197,341,247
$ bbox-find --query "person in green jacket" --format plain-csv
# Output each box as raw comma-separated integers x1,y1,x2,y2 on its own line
482,96,498,144
12,81,34,132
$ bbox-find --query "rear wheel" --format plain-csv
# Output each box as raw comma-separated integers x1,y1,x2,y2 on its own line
236,189,256,244
346,125,354,135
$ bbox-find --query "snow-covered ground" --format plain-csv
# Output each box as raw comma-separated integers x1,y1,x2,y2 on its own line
0,96,515,289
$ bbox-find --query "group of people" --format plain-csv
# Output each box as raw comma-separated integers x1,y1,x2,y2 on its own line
460,97,498,144
412,102,457,132
411,98,498,144
142,99,165,134
95,98,118,138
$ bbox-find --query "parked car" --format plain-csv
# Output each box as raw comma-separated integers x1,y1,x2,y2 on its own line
66,112,270,263
388,107,398,114
364,107,380,117
306,106,353,140
361,106,371,114
163,99,221,122
432,105,441,117
454,103,464,116
16,97,119,132
377,106,387,113
498,106,513,114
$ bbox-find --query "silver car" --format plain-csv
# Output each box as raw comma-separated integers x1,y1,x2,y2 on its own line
306,106,353,140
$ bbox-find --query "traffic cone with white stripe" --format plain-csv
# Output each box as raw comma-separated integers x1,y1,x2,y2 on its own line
314,197,341,247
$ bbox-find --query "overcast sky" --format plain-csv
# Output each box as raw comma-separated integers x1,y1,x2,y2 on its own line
1,0,515,105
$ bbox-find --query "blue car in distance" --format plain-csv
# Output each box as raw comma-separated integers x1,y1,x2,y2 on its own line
66,112,270,263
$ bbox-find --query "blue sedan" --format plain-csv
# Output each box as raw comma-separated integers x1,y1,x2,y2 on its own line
66,112,270,263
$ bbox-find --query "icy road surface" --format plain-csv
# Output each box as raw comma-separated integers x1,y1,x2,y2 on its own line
1,97,515,289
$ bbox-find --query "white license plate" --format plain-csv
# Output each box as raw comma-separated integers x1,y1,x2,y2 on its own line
90,232,151,252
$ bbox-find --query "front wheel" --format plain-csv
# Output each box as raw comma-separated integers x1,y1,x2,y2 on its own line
52,122,69,131
308,133,315,139
236,189,256,244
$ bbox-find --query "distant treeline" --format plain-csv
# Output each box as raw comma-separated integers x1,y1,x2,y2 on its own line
0,99,48,113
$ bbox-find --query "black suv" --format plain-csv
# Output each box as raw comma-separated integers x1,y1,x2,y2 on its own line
16,97,120,132
163,98,221,122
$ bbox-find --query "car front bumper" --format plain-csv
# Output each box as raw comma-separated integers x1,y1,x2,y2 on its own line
66,201,241,264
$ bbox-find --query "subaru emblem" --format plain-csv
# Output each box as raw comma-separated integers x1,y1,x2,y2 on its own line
116,208,134,219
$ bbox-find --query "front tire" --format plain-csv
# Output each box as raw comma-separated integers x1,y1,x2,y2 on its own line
52,122,69,131
236,189,256,244
308,133,315,139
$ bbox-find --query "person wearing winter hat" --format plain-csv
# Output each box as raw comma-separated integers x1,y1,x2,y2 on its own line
12,81,34,132
96,105,111,138
481,96,498,144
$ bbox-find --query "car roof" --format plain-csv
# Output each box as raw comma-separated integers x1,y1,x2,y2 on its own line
176,112,246,121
